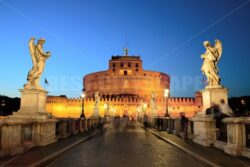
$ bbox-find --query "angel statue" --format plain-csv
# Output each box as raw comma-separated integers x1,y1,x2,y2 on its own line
94,91,100,107
150,91,156,107
201,39,222,88
24,37,51,89
150,91,157,117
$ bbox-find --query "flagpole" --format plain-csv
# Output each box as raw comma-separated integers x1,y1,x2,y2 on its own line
44,78,46,90
44,77,46,90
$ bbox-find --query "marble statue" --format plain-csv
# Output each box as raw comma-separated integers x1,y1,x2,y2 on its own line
24,37,51,89
201,39,222,88
94,91,100,107
150,92,156,107
150,91,157,117
93,91,100,117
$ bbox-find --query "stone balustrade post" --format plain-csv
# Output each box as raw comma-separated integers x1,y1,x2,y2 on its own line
173,118,181,135
223,117,250,158
0,121,23,156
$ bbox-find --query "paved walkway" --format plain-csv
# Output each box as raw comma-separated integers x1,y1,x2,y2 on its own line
48,122,205,167
139,123,250,167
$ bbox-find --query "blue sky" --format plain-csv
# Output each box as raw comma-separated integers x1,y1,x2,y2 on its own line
0,0,250,98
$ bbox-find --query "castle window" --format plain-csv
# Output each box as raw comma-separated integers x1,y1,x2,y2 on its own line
113,69,115,72
124,71,127,75
113,63,116,67
144,73,146,76
120,63,123,67
136,69,138,72
136,63,138,67
128,63,131,67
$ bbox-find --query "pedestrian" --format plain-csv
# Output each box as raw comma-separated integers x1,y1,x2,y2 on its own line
180,112,188,140
219,99,233,117
215,99,233,128
143,115,148,127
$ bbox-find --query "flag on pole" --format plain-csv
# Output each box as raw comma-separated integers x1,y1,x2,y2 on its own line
45,78,49,85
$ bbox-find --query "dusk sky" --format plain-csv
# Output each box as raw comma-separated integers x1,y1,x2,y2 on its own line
0,0,250,98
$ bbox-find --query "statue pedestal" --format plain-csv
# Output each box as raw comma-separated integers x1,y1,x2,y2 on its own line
191,86,228,146
11,89,52,119
93,107,99,118
19,89,47,113
201,87,228,114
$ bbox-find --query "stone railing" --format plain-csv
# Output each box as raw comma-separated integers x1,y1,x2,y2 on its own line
223,117,250,158
55,118,102,139
150,117,181,135
0,117,102,157
149,116,250,159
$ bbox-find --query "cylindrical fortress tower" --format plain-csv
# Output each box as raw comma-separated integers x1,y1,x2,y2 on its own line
83,49,170,99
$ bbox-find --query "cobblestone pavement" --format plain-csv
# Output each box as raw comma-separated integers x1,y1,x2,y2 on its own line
48,122,205,167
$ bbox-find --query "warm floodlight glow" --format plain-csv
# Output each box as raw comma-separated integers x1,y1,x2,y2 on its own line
241,99,246,105
81,92,85,98
104,103,107,109
164,88,170,98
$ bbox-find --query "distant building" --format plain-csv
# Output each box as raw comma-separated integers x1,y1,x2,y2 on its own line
46,49,202,118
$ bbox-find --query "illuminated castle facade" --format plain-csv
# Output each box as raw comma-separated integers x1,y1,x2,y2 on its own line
46,49,202,118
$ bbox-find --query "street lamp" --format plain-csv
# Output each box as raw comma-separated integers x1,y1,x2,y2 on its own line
1,100,5,116
137,107,140,121
241,99,246,115
80,88,85,118
143,103,147,116
111,107,114,117
104,103,107,117
164,88,170,117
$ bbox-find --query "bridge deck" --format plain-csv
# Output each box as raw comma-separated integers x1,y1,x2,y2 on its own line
1,121,250,167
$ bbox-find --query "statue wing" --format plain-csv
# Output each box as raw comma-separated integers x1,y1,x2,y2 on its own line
214,39,222,61
29,38,36,67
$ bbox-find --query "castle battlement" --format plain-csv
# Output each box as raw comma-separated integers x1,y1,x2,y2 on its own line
47,96,174,104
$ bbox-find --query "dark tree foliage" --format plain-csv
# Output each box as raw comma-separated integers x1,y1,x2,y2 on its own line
0,95,20,116
228,96,250,116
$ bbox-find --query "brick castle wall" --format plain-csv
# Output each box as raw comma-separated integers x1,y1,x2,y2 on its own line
46,92,202,118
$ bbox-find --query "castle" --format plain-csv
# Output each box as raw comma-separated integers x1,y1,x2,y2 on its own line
46,49,202,118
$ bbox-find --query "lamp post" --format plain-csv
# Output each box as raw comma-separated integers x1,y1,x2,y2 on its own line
143,103,147,116
164,88,170,117
241,99,246,116
137,107,140,121
1,100,5,116
80,88,85,118
111,107,114,117
104,103,107,117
